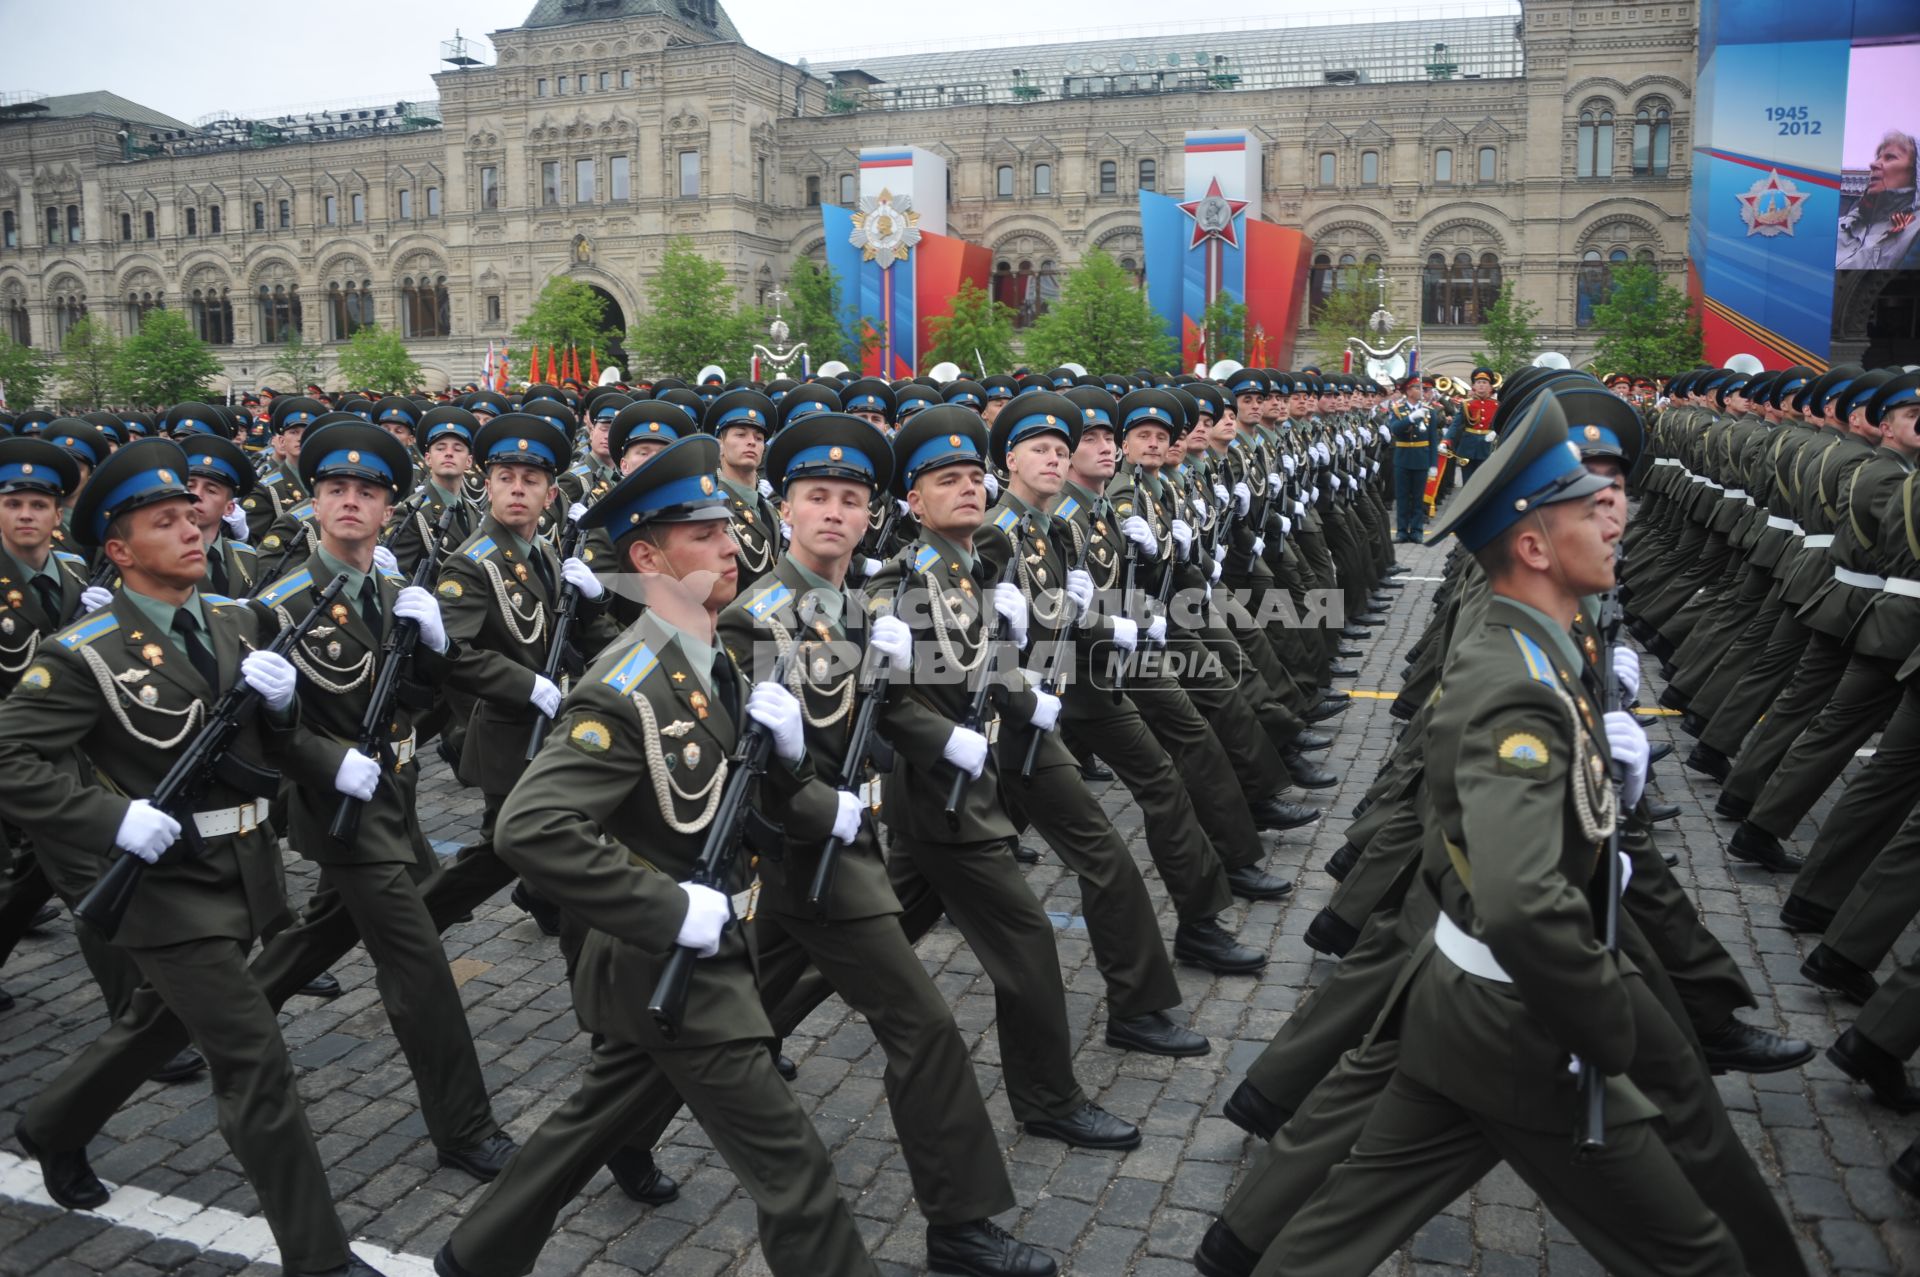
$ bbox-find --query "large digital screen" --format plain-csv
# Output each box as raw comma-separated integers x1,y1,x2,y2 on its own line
1835,41,1920,270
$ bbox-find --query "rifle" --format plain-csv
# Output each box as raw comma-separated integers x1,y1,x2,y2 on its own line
1020,518,1092,781
74,573,349,940
809,575,909,915
328,504,458,843
647,647,797,1040
1576,584,1627,1159
865,501,901,579
526,518,587,759
945,553,1021,827
70,558,119,623
1113,467,1140,699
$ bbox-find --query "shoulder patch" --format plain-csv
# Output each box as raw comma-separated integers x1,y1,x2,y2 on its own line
1497,731,1550,771
464,536,498,562
1507,629,1555,686
55,612,119,649
261,534,283,551
257,568,315,608
1115,500,1134,516
568,717,613,753
601,642,660,693
744,581,792,620
16,664,52,693
438,579,464,599
991,507,1018,533
912,545,941,573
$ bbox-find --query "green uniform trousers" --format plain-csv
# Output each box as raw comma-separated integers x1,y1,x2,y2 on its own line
443,1034,876,1277
0,855,141,1018
1793,678,1920,921
1119,669,1269,874
1721,629,1856,805
26,936,351,1274
1746,652,1900,838
1699,605,1814,755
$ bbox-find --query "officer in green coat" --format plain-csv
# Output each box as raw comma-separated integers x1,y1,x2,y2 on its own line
3,440,385,1277
433,434,877,1277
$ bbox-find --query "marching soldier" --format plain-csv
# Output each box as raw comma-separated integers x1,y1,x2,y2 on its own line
3,439,387,1277
434,434,879,1277
176,429,265,599
387,405,480,576
244,395,322,543
704,387,783,588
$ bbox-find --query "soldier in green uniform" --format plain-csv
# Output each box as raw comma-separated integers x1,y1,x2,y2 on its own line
433,434,878,1277
867,406,1142,1151
175,429,265,600
244,395,321,544
387,406,479,576
3,440,385,1277
705,387,784,588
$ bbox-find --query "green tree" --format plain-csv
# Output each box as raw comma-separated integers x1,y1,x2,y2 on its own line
335,324,424,392
114,309,221,407
265,330,323,393
514,275,618,354
922,279,1017,377
1022,250,1176,374
784,258,854,368
1590,262,1704,377
58,317,122,407
0,334,56,408
1305,262,1384,370
625,237,759,378
1198,290,1249,368
1468,281,1542,378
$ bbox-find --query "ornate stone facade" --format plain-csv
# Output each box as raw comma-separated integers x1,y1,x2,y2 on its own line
0,0,1697,392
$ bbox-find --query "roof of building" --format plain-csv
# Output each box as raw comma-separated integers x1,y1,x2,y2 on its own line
822,14,1521,110
22,91,194,134
521,0,742,42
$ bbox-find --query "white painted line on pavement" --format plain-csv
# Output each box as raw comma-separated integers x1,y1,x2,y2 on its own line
0,1151,438,1276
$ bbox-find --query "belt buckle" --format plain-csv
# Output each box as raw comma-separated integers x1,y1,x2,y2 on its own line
238,803,257,836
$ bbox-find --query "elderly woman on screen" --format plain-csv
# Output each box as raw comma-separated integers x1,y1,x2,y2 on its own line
1837,129,1919,270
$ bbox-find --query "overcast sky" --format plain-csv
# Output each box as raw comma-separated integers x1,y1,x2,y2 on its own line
0,0,1511,125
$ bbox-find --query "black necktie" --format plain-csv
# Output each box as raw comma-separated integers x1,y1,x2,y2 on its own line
711,650,740,726
532,547,557,601
173,607,219,689
207,548,230,597
31,575,61,623
359,576,382,641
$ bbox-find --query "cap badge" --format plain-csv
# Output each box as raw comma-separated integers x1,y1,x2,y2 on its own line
348,451,361,463
157,469,173,483
949,435,962,447
828,446,843,461
700,476,715,495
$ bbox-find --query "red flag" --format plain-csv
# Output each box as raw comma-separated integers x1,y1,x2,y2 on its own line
529,347,543,385
569,346,581,382
588,348,599,384
547,346,559,386
498,348,511,391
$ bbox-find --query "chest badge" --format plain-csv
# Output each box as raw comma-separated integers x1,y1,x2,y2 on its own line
682,741,702,768
140,642,166,668
330,603,350,626
690,690,709,719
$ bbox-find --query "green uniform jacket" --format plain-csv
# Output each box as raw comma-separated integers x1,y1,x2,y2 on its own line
723,480,783,590
251,553,452,867
1798,445,1913,639
0,548,89,694
719,557,900,922
243,461,309,544
1404,594,1659,1134
0,592,296,948
495,621,837,1050
388,484,479,578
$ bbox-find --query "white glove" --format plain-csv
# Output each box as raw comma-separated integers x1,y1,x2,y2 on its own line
1371,461,1381,477
1268,471,1283,490
1294,500,1307,519
1169,519,1193,557
1110,616,1138,652
1611,647,1641,702
240,649,297,711
896,498,912,516
1487,431,1498,445
222,500,249,541
675,882,730,958
114,799,180,863
1279,515,1293,535
983,472,1000,500
832,790,864,844
747,681,805,764
1428,467,1440,480
528,674,562,718
1250,536,1265,557
993,581,1029,648
1029,689,1061,733
869,614,913,671
568,501,588,525
943,725,988,779
81,585,114,612
1146,613,1168,646
1064,568,1094,621
1212,483,1229,508
857,556,883,580
757,477,775,499
1231,482,1252,516
1213,539,1227,563
1121,515,1156,553
332,748,380,801
392,585,448,653
561,555,604,601
1604,710,1649,810
1209,558,1223,583
1281,453,1298,473
371,544,398,575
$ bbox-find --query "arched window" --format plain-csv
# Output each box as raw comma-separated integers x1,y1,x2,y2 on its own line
1635,106,1672,177
1137,159,1154,192
327,277,373,340
67,205,81,243
840,173,856,204
1318,152,1336,187
1119,254,1143,287
1310,250,1381,318
400,274,451,339
1477,146,1496,182
1476,252,1502,317
1577,110,1610,178
124,289,163,332
1035,163,1053,195
257,283,302,344
1099,161,1117,195
805,175,820,207
190,286,233,345
1036,259,1060,315
1360,151,1379,185
2,290,29,346
1576,250,1611,327
120,212,131,242
1434,149,1453,183
50,283,87,346
996,165,1014,198
1422,251,1497,325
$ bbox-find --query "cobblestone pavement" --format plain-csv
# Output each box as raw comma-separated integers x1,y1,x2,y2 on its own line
4,533,1920,1276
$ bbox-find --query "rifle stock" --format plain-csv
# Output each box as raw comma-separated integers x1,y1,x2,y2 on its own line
1576,585,1626,1159
526,519,587,760
74,573,350,939
1021,520,1092,781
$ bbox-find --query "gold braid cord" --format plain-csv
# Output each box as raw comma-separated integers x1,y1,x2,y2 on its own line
275,604,374,694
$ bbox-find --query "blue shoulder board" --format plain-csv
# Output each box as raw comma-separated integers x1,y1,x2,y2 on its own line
464,536,497,562
1054,494,1081,521
912,544,941,572
258,567,315,608
233,541,258,557
745,581,792,620
289,501,315,520
381,571,404,586
569,461,592,478
991,507,1018,533
601,642,659,692
201,594,234,606
52,550,84,566
1508,629,1555,686
55,611,120,649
